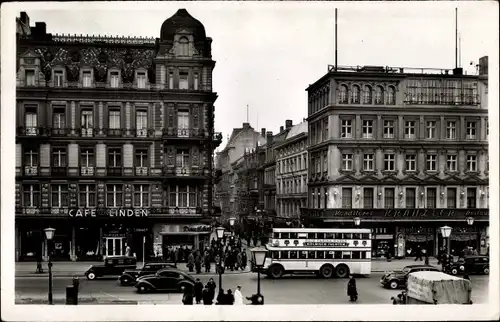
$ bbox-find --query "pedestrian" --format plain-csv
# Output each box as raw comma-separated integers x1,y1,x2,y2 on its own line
216,289,226,305
194,278,204,304
187,251,195,272
204,251,211,273
437,247,443,265
182,286,194,305
414,246,423,261
226,289,235,305
36,253,44,273
206,278,217,302
241,250,247,270
347,275,358,302
202,286,213,305
195,251,202,274
236,251,242,271
234,285,244,305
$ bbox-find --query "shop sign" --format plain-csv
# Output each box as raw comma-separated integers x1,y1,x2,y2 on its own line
271,239,370,248
304,241,350,247
301,208,489,220
68,208,149,218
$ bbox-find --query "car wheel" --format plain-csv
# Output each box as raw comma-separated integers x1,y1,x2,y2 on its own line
269,265,284,279
121,277,130,286
335,264,349,278
484,267,489,275
137,284,149,294
319,264,334,279
86,272,96,280
389,280,399,289
451,268,458,275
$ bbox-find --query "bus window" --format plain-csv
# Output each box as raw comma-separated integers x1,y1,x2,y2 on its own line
317,232,325,239
289,232,297,239
266,251,272,259
273,232,280,239
281,251,289,259
281,232,290,239
344,233,353,239
334,233,342,239
307,233,316,239
334,251,342,259
308,251,316,259
342,251,352,259
362,252,368,259
289,251,298,259
272,251,280,259
317,251,325,259
353,233,361,239
325,233,334,239
362,233,370,240
326,251,334,259
352,251,361,259
299,251,307,259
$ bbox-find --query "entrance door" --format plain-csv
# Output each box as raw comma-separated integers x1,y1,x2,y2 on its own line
106,237,125,256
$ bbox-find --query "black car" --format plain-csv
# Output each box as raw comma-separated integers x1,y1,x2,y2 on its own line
85,256,137,280
445,255,489,276
380,265,440,289
134,268,195,294
119,262,177,286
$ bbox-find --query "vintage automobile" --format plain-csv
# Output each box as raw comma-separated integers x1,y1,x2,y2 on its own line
134,268,195,294
380,264,440,289
119,262,177,286
445,255,489,275
85,255,137,280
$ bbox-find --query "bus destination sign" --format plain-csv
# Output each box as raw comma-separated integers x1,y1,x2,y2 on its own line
272,239,369,248
303,241,349,247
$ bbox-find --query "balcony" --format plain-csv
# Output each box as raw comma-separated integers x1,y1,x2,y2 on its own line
81,128,94,137
51,167,68,177
107,167,123,176
49,128,71,136
24,166,38,175
104,128,124,137
163,167,206,178
17,126,47,137
133,128,152,138
81,166,95,176
162,128,206,139
135,167,149,176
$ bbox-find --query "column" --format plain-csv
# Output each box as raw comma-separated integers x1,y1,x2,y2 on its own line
417,149,425,176
377,115,382,140
355,115,361,139
125,102,131,135
71,226,76,261
355,149,362,175
440,116,445,140
70,101,76,134
375,148,383,176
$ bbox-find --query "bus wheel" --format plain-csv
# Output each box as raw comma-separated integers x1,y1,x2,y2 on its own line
335,264,349,278
320,264,334,278
269,264,284,279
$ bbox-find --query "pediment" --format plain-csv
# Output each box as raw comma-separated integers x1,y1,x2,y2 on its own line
402,174,422,183
360,174,380,183
443,174,462,183
463,173,484,183
20,49,41,58
425,174,443,184
336,174,358,183
382,174,400,183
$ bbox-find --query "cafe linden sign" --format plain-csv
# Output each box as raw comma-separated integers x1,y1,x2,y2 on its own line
301,208,489,220
68,208,149,218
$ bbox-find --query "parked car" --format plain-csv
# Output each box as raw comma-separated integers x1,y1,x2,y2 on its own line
119,262,177,286
445,255,489,275
380,264,440,289
134,268,195,294
85,255,137,280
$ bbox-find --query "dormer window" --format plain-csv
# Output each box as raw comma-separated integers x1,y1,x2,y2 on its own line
82,71,92,88
137,72,146,89
178,37,189,56
179,72,189,90
54,70,64,87
110,71,120,88
25,70,35,86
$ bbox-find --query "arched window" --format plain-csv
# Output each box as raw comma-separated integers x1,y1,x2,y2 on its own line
363,85,372,104
351,85,360,104
388,86,396,105
177,37,189,56
339,84,348,104
375,86,384,104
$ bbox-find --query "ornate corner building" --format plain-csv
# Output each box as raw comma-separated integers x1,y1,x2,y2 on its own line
15,9,222,262
301,62,489,258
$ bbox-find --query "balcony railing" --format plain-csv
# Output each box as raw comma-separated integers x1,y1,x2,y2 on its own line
134,128,150,138
162,128,206,138
49,128,71,136
24,166,38,175
51,167,67,177
107,167,123,176
17,126,47,136
164,167,205,177
105,128,124,137
81,128,94,137
81,166,95,176
135,167,148,175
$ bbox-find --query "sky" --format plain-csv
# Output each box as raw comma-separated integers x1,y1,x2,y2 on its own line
6,1,499,150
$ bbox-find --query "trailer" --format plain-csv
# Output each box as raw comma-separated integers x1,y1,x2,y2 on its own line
405,271,472,304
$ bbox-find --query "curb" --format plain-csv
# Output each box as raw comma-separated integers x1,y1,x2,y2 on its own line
16,271,252,278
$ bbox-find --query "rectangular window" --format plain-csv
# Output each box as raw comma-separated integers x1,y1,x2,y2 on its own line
136,110,147,130
383,120,394,138
79,184,96,207
363,188,374,208
23,184,40,207
467,188,477,208
177,111,189,137
406,188,416,208
447,155,457,172
179,72,189,90
110,71,120,88
176,149,190,167
106,184,123,207
384,188,395,208
135,149,148,167
323,118,329,141
51,184,69,207
80,148,94,167
406,154,416,172
363,154,374,171
25,106,37,128
108,148,122,167
108,110,121,129
342,188,352,208
447,188,457,208
25,70,35,86
81,109,93,129
168,72,174,89
362,120,373,138
426,154,437,171
342,153,353,171
426,188,437,208
467,155,477,172
52,148,67,167
24,149,38,167
341,119,352,138
384,153,395,171
133,184,150,207
446,121,456,139
82,71,92,88
52,107,65,129
404,121,415,139
466,121,476,139
54,70,64,87
137,72,146,89
426,121,436,139
194,73,199,90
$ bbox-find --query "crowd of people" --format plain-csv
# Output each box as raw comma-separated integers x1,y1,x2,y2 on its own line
182,278,246,305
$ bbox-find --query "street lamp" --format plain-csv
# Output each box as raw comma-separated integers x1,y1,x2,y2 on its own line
440,225,452,270
215,226,225,293
44,227,56,305
250,246,267,305
466,217,474,226
353,217,361,226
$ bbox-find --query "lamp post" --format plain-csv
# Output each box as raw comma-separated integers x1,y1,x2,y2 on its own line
229,216,236,244
250,246,267,305
215,226,225,292
466,217,474,250
440,225,452,270
44,227,56,305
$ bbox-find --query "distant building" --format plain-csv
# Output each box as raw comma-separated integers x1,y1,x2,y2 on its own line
301,63,489,258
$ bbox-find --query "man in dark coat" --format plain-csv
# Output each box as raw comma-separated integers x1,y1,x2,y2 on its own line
347,275,358,302
36,253,44,273
182,287,194,305
204,251,211,273
206,278,217,302
195,251,202,274
216,289,226,305
187,251,195,272
194,278,204,304
414,246,423,261
202,286,213,305
241,250,247,270
225,289,235,305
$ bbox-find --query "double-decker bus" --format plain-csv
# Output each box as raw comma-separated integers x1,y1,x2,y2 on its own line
251,228,372,279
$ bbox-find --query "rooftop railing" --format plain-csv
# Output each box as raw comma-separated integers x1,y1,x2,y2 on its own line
327,64,478,76
51,33,156,45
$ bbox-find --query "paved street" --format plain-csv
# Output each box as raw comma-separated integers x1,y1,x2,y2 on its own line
14,272,488,305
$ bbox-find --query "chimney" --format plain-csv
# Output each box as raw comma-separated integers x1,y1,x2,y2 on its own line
479,56,488,76
452,67,463,76
20,12,29,25
285,120,293,129
266,131,273,145
280,126,284,132
35,22,46,35
242,122,250,128
261,128,266,138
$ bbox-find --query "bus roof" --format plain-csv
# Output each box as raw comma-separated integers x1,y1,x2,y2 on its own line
272,228,372,233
